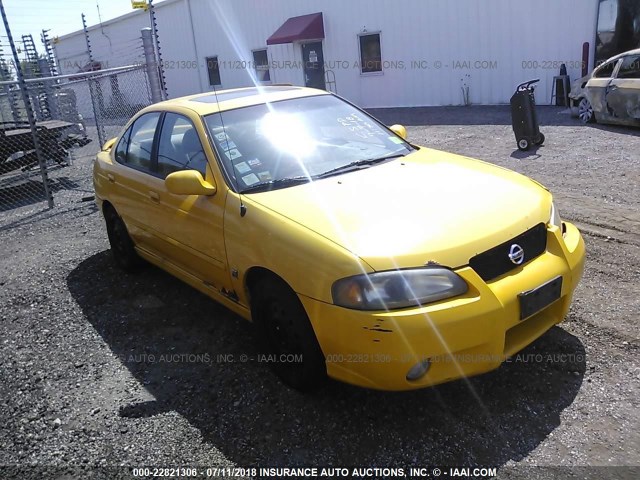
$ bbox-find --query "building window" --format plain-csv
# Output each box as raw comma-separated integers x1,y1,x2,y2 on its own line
253,49,271,83
206,56,221,86
359,33,382,74
595,0,640,65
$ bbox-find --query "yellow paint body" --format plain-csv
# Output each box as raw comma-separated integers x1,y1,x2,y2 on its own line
94,87,585,391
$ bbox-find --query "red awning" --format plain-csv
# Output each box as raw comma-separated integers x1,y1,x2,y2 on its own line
266,12,324,45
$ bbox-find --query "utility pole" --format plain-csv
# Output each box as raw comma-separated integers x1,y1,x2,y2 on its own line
141,28,163,103
148,0,167,99
82,12,105,146
0,0,53,207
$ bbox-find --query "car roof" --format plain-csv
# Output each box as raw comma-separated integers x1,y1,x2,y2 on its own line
602,48,640,65
149,85,331,116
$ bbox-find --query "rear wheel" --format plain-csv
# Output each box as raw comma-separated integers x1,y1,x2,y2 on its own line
534,133,545,145
104,207,142,272
578,97,595,124
251,277,326,391
517,138,530,151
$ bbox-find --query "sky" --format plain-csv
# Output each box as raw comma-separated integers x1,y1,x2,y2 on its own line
1,0,142,57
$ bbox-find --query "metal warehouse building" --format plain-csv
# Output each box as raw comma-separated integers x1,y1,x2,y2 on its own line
54,0,613,107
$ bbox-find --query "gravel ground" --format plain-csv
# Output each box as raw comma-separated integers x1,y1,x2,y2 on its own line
0,106,638,479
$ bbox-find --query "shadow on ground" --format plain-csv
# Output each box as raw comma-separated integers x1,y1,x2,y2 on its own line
67,251,586,466
368,105,640,135
0,176,80,212
510,145,543,160
368,105,575,126
0,200,97,232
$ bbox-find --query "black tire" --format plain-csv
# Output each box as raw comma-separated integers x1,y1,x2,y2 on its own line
578,97,595,124
104,207,143,272
517,138,530,151
534,133,545,145
251,277,326,391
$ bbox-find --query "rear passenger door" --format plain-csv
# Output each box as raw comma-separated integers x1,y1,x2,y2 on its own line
145,112,230,291
110,112,161,250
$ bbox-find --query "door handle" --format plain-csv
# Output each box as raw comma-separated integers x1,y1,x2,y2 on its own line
149,191,160,202
107,173,115,183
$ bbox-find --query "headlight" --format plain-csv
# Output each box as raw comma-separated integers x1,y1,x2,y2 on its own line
550,202,562,229
332,267,468,311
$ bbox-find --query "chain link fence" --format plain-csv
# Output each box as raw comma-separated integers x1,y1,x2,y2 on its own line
0,64,153,217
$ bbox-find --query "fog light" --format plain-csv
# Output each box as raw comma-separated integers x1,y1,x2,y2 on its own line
406,359,431,381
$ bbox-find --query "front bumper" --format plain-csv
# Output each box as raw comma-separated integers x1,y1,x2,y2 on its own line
300,222,585,391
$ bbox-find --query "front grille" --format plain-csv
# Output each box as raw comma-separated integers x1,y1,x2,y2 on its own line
469,223,547,282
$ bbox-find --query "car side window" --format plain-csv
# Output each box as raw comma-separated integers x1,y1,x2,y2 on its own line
617,55,640,79
126,112,161,171
594,60,618,78
157,113,208,178
114,126,132,164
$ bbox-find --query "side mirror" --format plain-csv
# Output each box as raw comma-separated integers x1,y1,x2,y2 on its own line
165,170,216,196
389,124,407,140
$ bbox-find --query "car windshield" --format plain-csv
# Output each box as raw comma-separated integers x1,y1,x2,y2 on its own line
203,94,413,193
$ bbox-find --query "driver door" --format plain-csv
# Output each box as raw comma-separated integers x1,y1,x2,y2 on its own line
145,112,230,292
587,59,621,120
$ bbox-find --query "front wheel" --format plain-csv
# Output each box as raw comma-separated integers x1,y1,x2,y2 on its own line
252,277,326,391
578,97,595,124
534,133,545,145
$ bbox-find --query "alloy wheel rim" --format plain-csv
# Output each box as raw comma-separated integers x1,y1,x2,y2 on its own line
578,99,593,122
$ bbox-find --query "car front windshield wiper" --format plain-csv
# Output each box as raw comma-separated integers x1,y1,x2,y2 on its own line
316,152,408,179
241,176,311,194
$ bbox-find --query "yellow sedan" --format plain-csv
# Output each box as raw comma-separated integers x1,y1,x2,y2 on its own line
94,86,585,391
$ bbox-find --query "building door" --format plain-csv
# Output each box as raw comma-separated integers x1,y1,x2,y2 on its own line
302,42,326,90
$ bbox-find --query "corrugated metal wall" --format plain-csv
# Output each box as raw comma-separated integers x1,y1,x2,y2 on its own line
55,0,600,107
54,11,148,73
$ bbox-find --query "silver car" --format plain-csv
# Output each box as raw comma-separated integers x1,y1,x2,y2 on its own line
569,48,640,126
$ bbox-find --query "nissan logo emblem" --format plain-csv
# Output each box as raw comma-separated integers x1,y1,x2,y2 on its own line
508,244,525,265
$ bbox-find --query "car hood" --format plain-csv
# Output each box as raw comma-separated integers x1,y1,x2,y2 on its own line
247,147,551,271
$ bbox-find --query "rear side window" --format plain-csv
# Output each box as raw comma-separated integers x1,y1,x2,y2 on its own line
617,55,640,79
126,112,161,171
157,113,207,178
114,127,132,164
594,60,618,78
